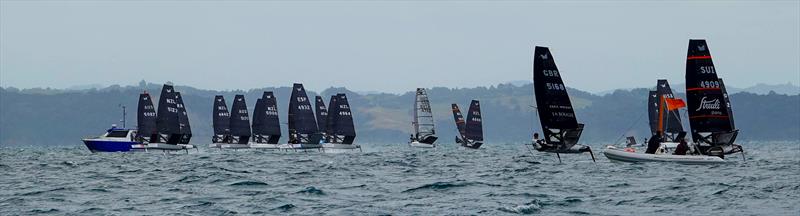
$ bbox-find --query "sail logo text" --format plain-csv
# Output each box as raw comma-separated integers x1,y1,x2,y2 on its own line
695,97,721,111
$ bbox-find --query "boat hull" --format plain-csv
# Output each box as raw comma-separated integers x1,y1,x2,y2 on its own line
82,139,135,152
603,146,725,164
461,141,483,149
248,143,280,149
278,143,322,150
409,142,435,148
220,144,250,149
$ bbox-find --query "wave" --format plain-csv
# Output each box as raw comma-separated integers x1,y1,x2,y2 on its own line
229,181,269,187
403,180,500,193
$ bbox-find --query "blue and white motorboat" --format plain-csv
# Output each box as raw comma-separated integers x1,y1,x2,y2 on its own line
82,126,137,152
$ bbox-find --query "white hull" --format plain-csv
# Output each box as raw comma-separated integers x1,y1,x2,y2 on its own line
248,143,281,149
278,143,323,150
220,143,251,149
603,146,725,164
321,143,361,152
208,143,226,148
131,143,196,153
409,141,435,148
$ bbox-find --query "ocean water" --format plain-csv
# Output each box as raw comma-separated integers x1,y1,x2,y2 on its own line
1,142,798,215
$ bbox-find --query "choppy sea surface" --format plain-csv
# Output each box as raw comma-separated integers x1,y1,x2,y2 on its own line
1,142,798,215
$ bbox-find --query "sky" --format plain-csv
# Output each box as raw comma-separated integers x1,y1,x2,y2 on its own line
1,1,798,94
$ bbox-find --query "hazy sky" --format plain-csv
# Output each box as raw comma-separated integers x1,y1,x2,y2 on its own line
1,1,798,93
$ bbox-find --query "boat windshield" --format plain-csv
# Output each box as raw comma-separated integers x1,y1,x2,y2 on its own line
106,130,129,138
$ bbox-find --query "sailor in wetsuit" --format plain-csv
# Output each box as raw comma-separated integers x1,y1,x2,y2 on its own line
532,133,551,151
673,138,689,155
409,134,416,142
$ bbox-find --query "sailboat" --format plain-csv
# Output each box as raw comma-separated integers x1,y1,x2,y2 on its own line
603,39,744,163
175,92,193,146
684,39,743,157
315,96,329,142
221,94,252,149
452,100,484,149
249,91,283,149
604,80,726,164
409,88,438,148
530,46,594,162
647,80,684,150
322,93,360,151
208,95,231,148
280,83,323,150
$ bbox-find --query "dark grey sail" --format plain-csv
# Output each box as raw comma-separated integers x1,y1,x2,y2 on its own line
464,100,483,144
451,103,466,144
155,84,181,144
175,92,192,144
647,90,659,135
315,96,329,136
288,83,321,144
685,39,738,154
137,92,158,143
325,95,339,143
532,46,584,151
261,92,281,144
654,80,683,142
330,93,356,144
413,88,438,144
251,98,266,143
719,78,735,130
212,95,231,143
229,94,251,144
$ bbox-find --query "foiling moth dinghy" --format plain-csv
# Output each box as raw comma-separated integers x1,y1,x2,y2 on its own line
279,83,323,151
249,91,283,149
220,94,252,149
208,95,231,148
451,100,484,149
685,39,744,158
409,88,438,148
531,46,595,162
320,94,361,152
136,84,197,152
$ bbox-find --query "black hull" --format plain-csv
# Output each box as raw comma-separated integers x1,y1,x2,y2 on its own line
418,136,438,144
461,141,483,149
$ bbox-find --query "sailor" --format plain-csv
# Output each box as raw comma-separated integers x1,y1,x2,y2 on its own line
645,132,662,154
673,138,689,155
532,133,547,150
410,134,415,142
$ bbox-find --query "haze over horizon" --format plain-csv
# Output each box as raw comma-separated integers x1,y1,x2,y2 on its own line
1,1,798,94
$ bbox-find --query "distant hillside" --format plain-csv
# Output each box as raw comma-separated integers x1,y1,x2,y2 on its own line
1,83,798,146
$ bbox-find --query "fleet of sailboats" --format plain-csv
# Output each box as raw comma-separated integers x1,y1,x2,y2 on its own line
82,39,747,164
